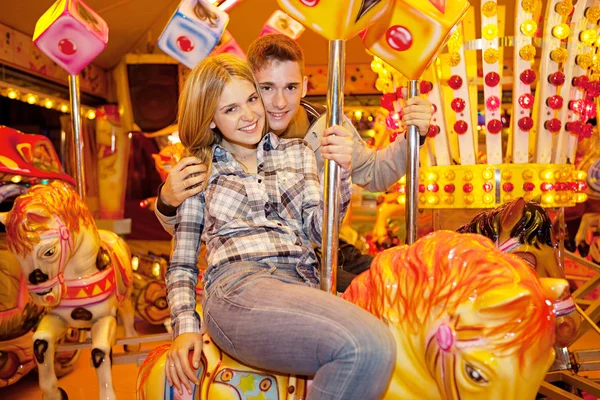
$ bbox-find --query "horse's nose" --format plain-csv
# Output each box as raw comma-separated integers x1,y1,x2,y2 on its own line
29,269,49,285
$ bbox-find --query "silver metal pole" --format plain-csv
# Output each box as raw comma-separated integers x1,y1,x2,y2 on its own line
405,80,420,245
69,74,86,199
321,39,345,295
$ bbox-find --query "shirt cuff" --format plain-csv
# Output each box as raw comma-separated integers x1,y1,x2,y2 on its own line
172,311,202,337
156,182,178,217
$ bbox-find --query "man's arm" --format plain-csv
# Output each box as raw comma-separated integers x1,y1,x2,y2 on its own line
154,156,208,235
348,95,432,192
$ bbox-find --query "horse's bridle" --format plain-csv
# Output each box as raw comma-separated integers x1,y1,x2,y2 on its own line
27,216,73,297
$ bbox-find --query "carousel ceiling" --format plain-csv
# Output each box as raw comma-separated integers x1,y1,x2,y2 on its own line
0,0,518,71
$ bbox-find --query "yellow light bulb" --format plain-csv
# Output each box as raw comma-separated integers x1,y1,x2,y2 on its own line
502,170,512,180
520,20,537,36
43,99,54,109
464,194,474,205
483,194,494,204
419,195,426,204
577,170,587,180
443,195,454,204
427,172,439,181
482,24,498,40
542,193,555,204
577,53,593,69
482,1,497,17
484,48,499,64
521,0,538,13
354,110,362,119
397,195,406,205
519,45,536,61
552,24,570,40
580,29,597,45
541,169,554,180
555,1,574,16
26,94,38,104
11,175,22,183
86,110,97,120
427,195,439,205
586,6,600,24
463,171,473,181
7,89,19,99
60,104,69,113
550,48,568,63
449,52,461,67
577,193,588,203
445,171,456,181
522,170,533,180
482,169,493,180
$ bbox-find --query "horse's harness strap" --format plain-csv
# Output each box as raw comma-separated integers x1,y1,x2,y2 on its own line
496,237,521,253
27,217,73,293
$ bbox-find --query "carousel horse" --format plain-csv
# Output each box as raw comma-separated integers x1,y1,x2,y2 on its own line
0,180,139,400
138,231,561,400
457,197,582,347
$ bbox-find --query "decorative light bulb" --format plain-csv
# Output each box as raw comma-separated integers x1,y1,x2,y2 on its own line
520,20,537,36
580,29,597,45
482,24,498,40
484,48,499,64
519,45,536,61
482,1,497,17
448,75,463,90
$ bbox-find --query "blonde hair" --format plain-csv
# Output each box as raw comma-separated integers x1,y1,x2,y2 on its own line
177,54,267,188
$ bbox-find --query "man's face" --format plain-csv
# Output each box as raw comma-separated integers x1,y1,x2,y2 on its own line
254,60,308,135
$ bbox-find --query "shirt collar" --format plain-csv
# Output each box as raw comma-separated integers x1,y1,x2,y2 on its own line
212,132,281,163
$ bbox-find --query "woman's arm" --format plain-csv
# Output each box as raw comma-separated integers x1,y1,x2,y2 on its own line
165,193,205,337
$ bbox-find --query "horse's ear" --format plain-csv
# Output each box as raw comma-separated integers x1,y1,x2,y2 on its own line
475,285,531,321
0,212,7,225
23,205,51,224
539,278,568,302
499,198,526,231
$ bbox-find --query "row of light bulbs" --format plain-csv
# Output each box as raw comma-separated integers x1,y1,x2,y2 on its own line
1,87,97,120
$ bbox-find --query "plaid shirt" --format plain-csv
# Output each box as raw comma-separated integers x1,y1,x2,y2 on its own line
166,133,352,336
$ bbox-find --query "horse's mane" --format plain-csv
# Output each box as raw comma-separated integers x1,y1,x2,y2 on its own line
4,181,95,255
456,200,554,249
343,231,555,364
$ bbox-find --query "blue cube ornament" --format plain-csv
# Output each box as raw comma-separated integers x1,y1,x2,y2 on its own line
158,0,229,69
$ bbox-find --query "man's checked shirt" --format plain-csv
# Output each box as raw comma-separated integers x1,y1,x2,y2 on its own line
166,132,352,336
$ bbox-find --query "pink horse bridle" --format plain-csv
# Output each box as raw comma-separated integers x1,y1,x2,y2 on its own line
27,216,73,299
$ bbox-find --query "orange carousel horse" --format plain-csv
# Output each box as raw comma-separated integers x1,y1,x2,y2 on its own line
0,180,138,400
137,231,563,400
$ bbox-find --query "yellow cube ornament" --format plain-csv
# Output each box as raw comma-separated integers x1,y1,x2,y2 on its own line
363,0,470,79
276,0,392,40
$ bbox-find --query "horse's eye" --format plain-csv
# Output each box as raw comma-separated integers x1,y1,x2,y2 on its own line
465,364,488,384
44,247,56,258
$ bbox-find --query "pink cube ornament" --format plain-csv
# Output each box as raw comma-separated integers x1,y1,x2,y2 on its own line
158,0,229,69
259,10,305,40
211,30,246,59
33,0,108,76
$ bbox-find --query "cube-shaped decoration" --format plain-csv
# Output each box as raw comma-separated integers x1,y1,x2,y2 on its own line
211,30,246,59
277,0,392,41
32,0,108,76
363,0,470,79
260,10,305,40
158,0,229,69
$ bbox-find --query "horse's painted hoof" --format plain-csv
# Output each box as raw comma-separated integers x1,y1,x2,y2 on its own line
59,387,69,400
125,343,141,352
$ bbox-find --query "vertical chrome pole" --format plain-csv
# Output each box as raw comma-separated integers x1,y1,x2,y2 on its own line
405,80,420,245
69,74,86,199
321,39,345,295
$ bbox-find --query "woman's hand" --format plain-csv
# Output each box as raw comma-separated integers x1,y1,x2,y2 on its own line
321,125,353,172
165,332,203,395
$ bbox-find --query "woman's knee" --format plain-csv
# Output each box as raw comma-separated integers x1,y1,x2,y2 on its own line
350,319,396,370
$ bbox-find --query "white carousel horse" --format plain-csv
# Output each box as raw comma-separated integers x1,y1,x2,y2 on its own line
0,180,139,400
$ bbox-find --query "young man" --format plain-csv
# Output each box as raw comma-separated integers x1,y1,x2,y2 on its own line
155,33,433,291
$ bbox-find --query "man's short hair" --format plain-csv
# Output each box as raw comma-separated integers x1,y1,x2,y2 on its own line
247,34,304,74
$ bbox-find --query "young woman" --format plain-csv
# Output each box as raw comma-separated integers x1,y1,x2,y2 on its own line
165,54,395,400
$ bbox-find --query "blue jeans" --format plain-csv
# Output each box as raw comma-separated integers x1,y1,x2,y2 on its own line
202,261,396,400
